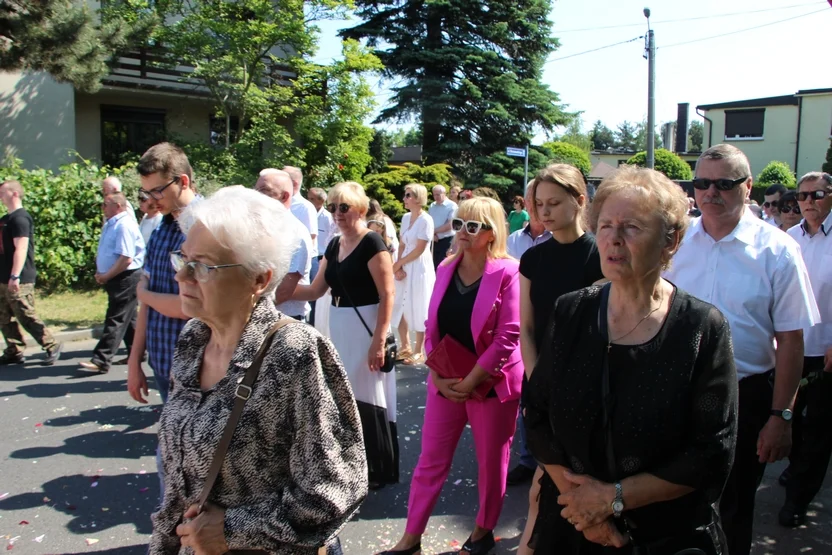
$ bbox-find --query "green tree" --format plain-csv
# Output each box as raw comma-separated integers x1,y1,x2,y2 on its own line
541,141,592,176
0,0,153,92
367,129,394,175
343,0,571,167
390,127,423,147
756,161,796,188
822,141,832,173
688,120,704,152
615,121,639,151
590,120,616,151
552,119,592,153
635,120,663,151
626,149,693,180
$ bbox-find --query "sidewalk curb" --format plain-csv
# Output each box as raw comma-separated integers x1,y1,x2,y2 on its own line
23,326,103,345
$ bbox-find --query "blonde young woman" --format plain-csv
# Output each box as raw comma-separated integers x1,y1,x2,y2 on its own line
381,197,522,555
294,181,399,489
392,184,436,365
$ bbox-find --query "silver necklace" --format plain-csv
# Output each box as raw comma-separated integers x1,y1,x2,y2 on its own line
607,288,665,352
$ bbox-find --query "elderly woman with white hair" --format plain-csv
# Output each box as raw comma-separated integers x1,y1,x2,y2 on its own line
149,186,367,555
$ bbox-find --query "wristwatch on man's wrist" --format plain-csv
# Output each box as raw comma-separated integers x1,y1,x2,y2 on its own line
771,408,793,422
611,482,625,518
9,274,19,281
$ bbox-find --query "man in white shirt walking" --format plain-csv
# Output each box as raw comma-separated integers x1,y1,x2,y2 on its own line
665,144,819,555
255,170,313,322
283,166,318,253
307,187,333,327
780,171,832,527
428,185,456,268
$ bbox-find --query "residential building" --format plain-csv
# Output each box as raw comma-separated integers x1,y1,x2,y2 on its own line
0,46,292,170
697,88,832,178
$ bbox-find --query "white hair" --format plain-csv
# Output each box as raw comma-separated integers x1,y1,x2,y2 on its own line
102,176,122,192
259,168,283,177
178,186,297,296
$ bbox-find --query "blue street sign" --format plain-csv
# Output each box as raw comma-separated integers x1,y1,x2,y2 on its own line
505,147,526,158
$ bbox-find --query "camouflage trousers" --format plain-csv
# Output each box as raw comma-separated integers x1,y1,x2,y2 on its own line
0,282,57,356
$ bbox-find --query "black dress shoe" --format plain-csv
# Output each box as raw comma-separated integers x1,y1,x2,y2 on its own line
43,343,63,366
778,467,791,487
0,352,25,365
778,501,807,527
461,531,495,555
376,543,420,555
506,464,536,486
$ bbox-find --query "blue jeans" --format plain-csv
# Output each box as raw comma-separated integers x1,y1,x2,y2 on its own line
516,411,536,469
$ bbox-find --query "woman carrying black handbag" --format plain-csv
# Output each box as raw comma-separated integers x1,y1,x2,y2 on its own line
523,167,738,555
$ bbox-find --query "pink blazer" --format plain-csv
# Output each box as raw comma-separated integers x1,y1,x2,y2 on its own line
425,255,522,402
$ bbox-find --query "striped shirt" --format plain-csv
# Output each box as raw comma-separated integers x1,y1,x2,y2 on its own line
145,214,189,384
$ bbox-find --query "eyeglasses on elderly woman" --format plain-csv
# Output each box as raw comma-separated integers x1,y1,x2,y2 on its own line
170,250,243,283
452,218,492,235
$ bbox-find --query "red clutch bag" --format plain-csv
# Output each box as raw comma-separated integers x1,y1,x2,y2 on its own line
425,334,497,401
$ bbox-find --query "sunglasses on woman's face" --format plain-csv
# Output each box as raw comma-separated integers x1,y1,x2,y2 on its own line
452,218,493,235
326,203,351,214
403,192,413,199
780,205,800,214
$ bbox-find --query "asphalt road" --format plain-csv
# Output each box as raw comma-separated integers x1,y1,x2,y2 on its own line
1,340,830,554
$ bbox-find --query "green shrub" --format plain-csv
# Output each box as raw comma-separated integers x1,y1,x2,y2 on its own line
541,141,592,176
626,149,693,180
756,161,795,188
363,162,456,222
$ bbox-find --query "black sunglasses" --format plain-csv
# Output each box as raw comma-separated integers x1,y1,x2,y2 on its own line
692,176,748,191
326,203,351,214
140,176,179,200
779,205,800,214
797,190,828,202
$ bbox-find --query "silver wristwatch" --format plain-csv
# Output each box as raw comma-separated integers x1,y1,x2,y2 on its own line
612,482,624,518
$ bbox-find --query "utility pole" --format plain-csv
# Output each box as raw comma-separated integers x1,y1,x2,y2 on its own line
644,7,656,169
524,144,530,191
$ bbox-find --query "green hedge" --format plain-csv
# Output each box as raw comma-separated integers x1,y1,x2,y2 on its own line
625,149,693,180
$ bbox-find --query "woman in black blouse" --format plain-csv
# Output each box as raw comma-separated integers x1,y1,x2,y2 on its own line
524,166,738,554
295,181,399,489
516,163,603,555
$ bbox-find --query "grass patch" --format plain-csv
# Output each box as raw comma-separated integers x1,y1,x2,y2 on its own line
36,289,108,331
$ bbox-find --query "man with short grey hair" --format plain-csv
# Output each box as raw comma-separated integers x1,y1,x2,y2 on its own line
255,170,313,321
101,176,137,222
282,166,318,253
428,184,456,268
665,143,819,555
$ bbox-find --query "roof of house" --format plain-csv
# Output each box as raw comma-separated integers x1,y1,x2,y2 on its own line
589,161,617,178
796,87,832,96
389,146,422,163
697,95,799,111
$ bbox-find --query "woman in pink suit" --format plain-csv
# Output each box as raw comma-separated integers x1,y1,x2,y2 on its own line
380,197,522,555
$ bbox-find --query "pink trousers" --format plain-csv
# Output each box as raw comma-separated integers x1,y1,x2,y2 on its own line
405,382,519,535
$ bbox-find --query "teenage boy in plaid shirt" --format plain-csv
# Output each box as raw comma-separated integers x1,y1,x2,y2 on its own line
127,143,196,405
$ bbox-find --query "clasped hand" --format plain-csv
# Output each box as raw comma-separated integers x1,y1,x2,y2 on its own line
430,370,472,403
558,471,627,536
176,503,229,555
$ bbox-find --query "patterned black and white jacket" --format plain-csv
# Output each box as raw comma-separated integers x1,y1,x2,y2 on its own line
149,297,368,554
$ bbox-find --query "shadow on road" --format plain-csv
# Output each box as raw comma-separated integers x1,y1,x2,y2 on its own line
0,473,158,536
11,428,158,460
45,404,161,433
58,545,149,555
0,378,135,398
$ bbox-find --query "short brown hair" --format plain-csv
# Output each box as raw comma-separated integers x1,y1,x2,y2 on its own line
137,142,193,182
105,192,127,207
797,171,832,189
512,195,525,208
697,144,751,180
590,166,689,270
529,163,587,221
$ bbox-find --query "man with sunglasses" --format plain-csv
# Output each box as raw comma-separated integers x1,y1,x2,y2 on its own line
780,171,832,528
762,183,787,226
664,144,819,555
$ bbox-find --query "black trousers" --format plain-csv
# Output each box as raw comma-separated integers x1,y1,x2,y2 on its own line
786,357,832,509
91,269,141,370
433,236,453,269
719,370,773,555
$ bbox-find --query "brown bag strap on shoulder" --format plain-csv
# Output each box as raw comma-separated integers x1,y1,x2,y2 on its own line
197,318,301,514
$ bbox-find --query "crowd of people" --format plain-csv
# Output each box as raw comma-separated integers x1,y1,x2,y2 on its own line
0,139,830,555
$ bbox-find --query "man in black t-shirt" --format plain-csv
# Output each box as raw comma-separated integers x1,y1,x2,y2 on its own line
0,181,61,365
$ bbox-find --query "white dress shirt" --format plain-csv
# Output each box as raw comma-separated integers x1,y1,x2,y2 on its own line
507,226,552,260
316,207,335,256
290,193,318,252
275,216,313,319
664,208,819,380
788,211,832,357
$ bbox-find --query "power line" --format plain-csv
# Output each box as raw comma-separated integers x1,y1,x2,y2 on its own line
661,8,829,49
546,35,643,64
553,2,826,33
